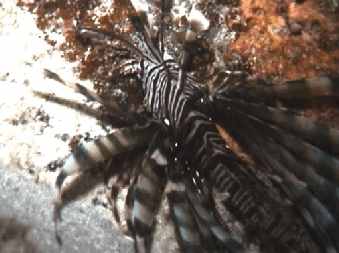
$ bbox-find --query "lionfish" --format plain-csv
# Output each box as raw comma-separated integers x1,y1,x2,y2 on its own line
40,0,339,252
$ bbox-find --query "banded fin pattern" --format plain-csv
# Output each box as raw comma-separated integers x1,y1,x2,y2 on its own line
215,98,339,156
213,82,339,252
216,76,339,104
224,112,336,252
130,132,168,253
168,177,243,253
56,123,157,190
177,109,307,251
167,182,205,253
215,99,339,186
184,179,244,253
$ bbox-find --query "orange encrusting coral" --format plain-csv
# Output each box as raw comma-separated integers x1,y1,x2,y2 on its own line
229,0,339,81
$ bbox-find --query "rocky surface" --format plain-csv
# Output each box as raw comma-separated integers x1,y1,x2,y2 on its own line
0,168,134,253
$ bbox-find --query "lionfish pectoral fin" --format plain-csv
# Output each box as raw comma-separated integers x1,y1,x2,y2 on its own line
53,125,157,243
214,75,339,104
129,132,168,253
56,123,156,185
218,99,339,156
167,183,206,253
184,180,244,253
223,111,339,252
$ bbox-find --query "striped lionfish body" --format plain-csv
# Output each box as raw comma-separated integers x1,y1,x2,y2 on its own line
50,1,339,253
